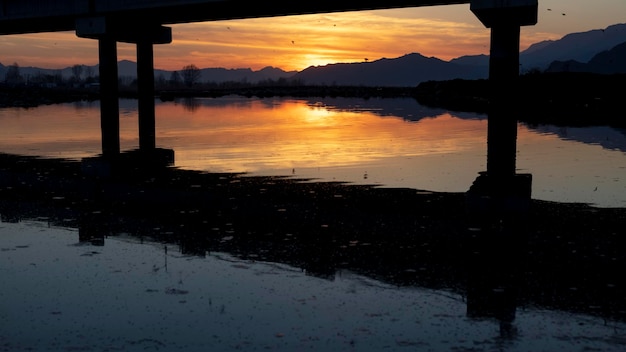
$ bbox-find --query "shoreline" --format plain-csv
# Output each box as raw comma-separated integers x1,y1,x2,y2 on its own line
2,72,625,127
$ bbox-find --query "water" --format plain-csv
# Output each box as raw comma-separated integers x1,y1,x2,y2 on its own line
1,221,625,352
1,96,625,207
1,96,625,351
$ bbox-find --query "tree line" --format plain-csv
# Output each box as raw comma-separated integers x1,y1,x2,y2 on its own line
2,62,302,90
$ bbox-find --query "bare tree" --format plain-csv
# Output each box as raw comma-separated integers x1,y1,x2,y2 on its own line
169,70,181,87
4,62,23,85
181,64,201,87
71,64,84,82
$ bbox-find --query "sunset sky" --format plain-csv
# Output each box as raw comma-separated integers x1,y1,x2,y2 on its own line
1,0,625,72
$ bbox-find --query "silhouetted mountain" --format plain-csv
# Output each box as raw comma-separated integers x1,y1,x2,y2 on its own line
449,54,489,67
196,66,296,83
293,53,487,87
546,41,626,74
520,23,626,70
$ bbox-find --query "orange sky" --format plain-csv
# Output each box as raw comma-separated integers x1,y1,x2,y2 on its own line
1,1,625,72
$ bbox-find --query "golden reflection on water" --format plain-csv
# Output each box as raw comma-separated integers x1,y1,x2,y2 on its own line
1,96,625,207
157,97,488,176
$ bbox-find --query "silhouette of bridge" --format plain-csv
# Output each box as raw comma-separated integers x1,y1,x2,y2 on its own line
1,1,476,35
1,0,538,212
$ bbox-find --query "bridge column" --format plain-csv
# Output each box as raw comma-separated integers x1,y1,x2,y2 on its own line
98,36,121,156
467,0,538,218
137,40,156,151
76,19,174,175
486,24,520,179
471,0,538,182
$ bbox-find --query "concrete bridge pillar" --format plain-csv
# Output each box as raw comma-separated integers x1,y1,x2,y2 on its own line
77,19,174,175
467,0,537,218
98,36,120,157
76,18,171,153
137,40,156,151
486,24,520,179
471,0,538,180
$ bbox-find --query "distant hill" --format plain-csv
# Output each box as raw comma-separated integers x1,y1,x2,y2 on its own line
546,41,626,74
151,63,297,84
520,23,626,70
292,53,487,87
3,59,296,85
117,60,298,83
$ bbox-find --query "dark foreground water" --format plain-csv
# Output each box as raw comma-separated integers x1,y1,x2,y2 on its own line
1,220,625,352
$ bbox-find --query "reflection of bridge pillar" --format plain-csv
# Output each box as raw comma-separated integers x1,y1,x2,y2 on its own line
137,40,156,150
98,37,121,157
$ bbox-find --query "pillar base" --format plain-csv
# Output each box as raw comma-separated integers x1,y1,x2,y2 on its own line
466,172,532,218
81,148,175,178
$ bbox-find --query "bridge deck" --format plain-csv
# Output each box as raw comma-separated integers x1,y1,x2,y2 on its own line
0,0,470,35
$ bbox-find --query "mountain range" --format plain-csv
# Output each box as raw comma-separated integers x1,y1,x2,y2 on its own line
1,23,625,87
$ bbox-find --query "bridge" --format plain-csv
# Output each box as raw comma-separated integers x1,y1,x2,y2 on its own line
1,0,538,210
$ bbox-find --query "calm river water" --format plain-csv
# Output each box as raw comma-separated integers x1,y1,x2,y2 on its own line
1,96,625,351
1,96,625,207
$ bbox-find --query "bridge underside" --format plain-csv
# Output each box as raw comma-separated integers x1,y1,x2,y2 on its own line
1,1,470,35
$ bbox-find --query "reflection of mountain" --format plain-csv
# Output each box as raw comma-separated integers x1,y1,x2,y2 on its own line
169,96,487,122
529,124,626,153
301,97,486,122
